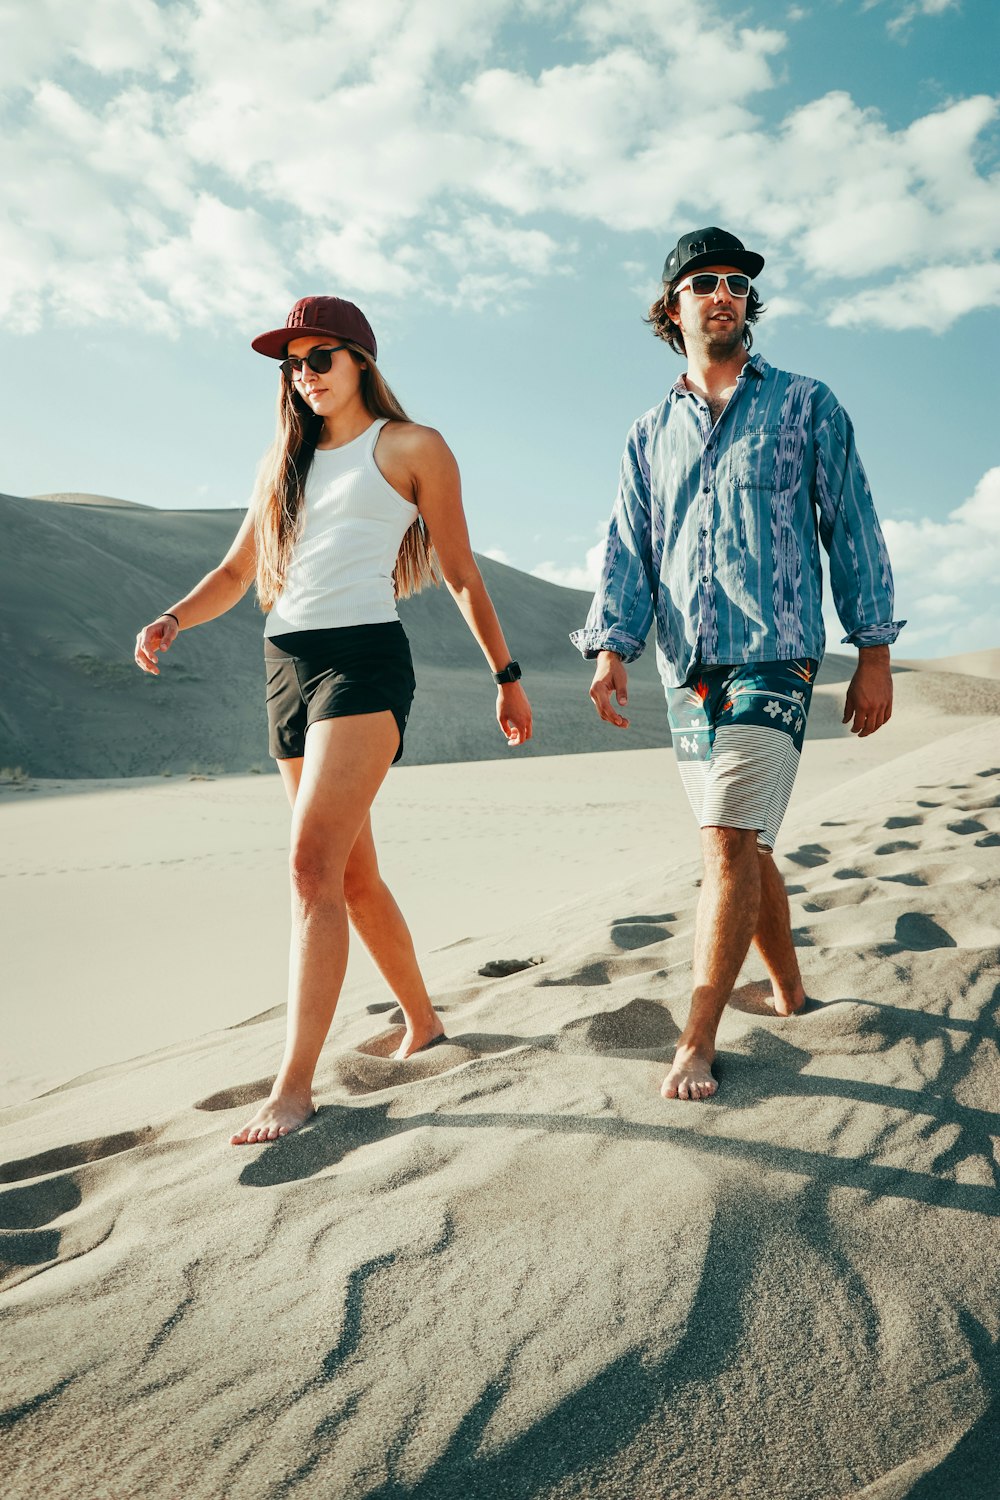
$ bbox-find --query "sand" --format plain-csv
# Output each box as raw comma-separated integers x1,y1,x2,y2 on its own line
3,651,1000,1495
4,491,1000,1496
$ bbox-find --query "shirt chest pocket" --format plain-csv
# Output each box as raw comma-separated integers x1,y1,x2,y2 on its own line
727,425,800,494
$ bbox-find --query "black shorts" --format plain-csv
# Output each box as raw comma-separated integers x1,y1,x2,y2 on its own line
264,622,416,764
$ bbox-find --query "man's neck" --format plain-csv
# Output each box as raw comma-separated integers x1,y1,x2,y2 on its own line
683,347,750,405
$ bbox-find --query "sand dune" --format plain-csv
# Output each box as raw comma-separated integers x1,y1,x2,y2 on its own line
2,489,674,776
897,647,1000,682
6,488,983,779
3,720,999,1498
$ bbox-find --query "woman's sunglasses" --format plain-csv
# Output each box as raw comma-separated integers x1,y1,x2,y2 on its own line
279,344,349,380
675,273,751,298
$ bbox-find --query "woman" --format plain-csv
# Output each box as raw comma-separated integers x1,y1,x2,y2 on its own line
134,295,532,1146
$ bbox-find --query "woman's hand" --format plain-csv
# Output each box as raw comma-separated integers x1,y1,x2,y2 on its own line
498,681,532,746
135,615,179,676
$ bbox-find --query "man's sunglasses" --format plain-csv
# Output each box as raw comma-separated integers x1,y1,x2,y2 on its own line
279,344,349,380
675,273,751,298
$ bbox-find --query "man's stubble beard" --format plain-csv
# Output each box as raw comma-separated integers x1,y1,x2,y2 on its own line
688,314,746,363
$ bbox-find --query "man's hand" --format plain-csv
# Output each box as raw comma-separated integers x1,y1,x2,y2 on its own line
589,650,630,729
843,646,893,738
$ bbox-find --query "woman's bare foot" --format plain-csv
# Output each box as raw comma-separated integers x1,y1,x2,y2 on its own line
769,979,806,1017
661,1041,718,1101
395,1014,447,1060
230,1090,315,1145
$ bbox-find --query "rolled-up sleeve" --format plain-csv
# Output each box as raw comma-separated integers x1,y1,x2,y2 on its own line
814,403,906,648
570,424,656,663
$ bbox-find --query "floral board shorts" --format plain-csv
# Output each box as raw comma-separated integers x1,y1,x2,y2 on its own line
665,658,819,851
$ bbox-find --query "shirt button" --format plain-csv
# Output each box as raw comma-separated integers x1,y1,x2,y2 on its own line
701,574,710,583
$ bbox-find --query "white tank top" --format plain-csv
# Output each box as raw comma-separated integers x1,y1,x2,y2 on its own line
264,418,418,636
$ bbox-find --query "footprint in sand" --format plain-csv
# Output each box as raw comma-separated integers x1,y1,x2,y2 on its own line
832,868,865,881
0,1175,81,1276
609,913,675,950
332,1031,506,1097
0,1130,157,1288
891,912,957,952
557,997,679,1059
975,767,1000,778
883,814,924,829
477,957,541,979
786,843,830,868
0,1127,160,1185
948,818,987,836
194,1080,274,1113
875,840,919,855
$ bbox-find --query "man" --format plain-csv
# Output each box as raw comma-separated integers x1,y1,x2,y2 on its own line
572,226,904,1103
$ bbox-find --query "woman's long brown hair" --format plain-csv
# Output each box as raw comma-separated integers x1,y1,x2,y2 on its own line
250,342,441,611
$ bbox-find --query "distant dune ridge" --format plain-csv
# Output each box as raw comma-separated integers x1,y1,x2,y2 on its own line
7,489,1000,778
2,489,671,776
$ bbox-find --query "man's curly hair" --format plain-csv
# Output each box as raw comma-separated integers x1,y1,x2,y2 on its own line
646,275,766,357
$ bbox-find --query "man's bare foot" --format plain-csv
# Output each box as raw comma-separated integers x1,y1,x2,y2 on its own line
395,1015,447,1060
769,980,806,1017
661,1042,718,1101
230,1091,315,1145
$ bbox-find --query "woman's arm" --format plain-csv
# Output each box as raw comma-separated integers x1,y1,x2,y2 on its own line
134,508,257,676
387,425,532,746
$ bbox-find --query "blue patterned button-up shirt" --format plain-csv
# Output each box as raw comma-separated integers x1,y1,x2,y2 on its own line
571,353,904,688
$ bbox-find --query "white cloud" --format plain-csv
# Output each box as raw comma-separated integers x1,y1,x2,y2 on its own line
828,262,1000,331
1,1,996,337
880,468,1000,652
141,196,293,327
762,295,808,321
883,0,961,39
531,534,606,592
0,0,169,87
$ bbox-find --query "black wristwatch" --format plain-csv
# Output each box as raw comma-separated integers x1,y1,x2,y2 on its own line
493,660,522,684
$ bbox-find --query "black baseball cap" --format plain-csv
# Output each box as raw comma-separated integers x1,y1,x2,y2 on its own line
662,227,764,285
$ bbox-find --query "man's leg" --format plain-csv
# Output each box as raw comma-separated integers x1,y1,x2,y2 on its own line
662,825,761,1101
753,848,805,1016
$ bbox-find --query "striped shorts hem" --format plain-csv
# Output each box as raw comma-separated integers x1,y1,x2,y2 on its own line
666,659,818,851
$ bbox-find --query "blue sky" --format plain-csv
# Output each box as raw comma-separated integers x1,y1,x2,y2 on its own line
3,0,997,656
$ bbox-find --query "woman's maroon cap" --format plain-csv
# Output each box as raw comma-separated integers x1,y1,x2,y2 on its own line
251,296,377,361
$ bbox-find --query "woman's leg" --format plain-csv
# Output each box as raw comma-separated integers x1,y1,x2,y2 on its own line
232,711,400,1145
342,815,445,1058
275,759,444,1058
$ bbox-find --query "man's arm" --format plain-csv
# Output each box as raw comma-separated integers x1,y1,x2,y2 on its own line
570,421,657,730
814,400,905,738
570,420,656,664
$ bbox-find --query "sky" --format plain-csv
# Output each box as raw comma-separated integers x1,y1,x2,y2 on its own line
2,0,998,658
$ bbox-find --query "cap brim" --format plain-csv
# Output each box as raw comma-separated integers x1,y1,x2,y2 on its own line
676,249,764,281
251,324,346,359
